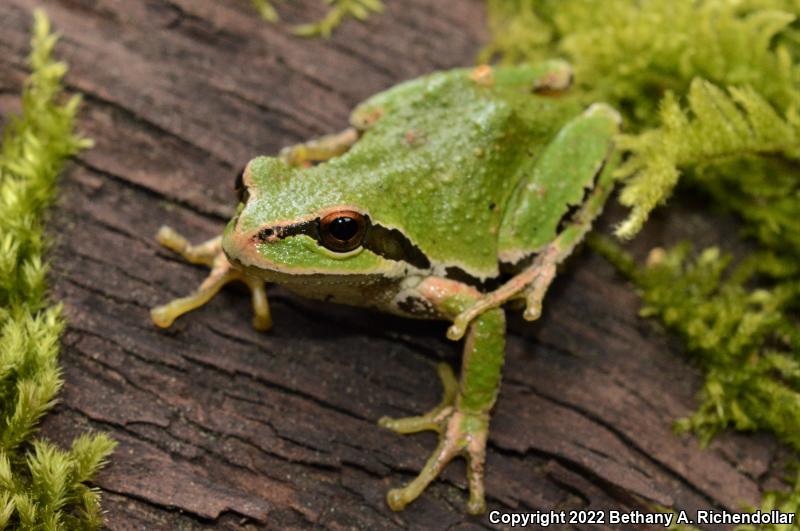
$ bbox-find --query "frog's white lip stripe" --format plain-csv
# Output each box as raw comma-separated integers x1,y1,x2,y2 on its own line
227,252,405,279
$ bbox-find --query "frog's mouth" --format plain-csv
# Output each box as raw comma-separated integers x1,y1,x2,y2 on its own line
225,253,397,289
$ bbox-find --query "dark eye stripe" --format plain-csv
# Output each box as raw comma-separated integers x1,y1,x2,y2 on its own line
444,266,500,292
257,219,318,242
255,215,498,289
256,214,431,270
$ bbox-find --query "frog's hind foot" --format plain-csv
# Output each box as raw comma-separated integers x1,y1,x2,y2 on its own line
379,364,489,515
379,364,458,434
151,225,272,331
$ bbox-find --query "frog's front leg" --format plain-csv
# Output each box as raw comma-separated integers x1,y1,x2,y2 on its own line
279,127,359,166
380,278,505,514
150,226,271,331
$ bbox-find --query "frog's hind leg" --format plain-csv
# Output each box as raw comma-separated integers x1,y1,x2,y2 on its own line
447,164,616,340
279,127,359,166
151,226,272,331
380,282,505,514
447,104,621,340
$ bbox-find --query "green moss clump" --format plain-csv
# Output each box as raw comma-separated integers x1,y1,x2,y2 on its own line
250,0,384,37
589,235,800,528
485,0,800,524
0,10,115,529
483,0,800,236
483,0,799,117
591,238,800,449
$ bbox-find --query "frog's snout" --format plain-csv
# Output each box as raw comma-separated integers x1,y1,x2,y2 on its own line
221,223,261,269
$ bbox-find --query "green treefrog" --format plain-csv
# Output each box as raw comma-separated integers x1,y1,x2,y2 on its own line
150,61,621,514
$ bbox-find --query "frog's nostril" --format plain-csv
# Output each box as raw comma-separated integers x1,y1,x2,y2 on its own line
258,228,275,241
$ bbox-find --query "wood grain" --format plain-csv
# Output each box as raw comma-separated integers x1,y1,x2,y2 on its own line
0,1,786,528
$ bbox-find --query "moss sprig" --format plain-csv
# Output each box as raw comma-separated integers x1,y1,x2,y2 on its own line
250,0,383,37
0,10,115,529
591,235,800,529
614,79,800,237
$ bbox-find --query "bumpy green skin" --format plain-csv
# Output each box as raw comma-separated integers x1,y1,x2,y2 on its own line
228,61,614,281
209,61,621,514
442,292,505,415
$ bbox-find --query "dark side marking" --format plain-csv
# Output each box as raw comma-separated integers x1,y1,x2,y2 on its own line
256,215,431,270
556,201,583,234
555,158,606,233
364,224,430,269
444,266,501,292
397,296,438,318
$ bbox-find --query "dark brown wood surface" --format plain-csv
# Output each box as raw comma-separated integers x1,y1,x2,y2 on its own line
0,1,788,529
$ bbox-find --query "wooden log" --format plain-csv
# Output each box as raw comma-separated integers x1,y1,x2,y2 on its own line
0,1,786,528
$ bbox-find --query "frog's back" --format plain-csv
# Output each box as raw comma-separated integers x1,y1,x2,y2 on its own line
303,63,585,283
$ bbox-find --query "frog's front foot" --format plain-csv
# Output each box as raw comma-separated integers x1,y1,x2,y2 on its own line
447,246,560,341
379,364,489,515
151,225,272,331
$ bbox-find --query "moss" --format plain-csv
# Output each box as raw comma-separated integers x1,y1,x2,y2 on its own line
483,0,800,236
250,0,384,37
485,0,800,525
592,238,800,447
738,466,800,531
0,10,115,529
591,235,800,529
614,80,799,237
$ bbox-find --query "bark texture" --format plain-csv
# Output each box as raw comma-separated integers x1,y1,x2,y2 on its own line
0,1,787,529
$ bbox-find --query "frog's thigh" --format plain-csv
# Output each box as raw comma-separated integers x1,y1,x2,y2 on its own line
279,127,359,166
447,105,621,340
498,103,621,260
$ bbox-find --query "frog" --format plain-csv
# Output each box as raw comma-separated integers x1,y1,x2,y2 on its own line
150,60,621,515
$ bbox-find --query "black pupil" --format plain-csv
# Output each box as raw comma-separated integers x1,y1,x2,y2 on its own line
328,217,359,241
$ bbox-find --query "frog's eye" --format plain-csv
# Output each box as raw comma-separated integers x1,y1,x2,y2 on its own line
318,210,368,252
234,168,249,204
